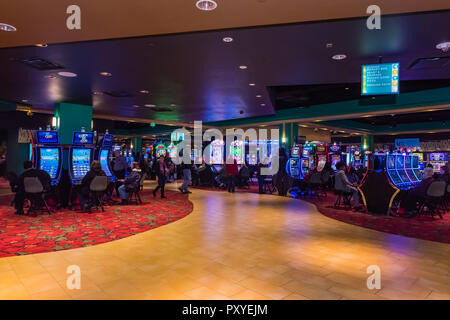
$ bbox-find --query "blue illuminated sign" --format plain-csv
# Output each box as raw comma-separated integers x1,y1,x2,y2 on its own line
362,63,400,95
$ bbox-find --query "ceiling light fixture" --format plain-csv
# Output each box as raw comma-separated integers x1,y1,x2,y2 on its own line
21,99,28,103
35,43,48,47
249,83,256,86
170,104,176,107
361,115,373,118
57,71,77,77
239,65,247,69
260,103,266,107
44,74,56,79
92,91,102,95
100,72,112,76
332,54,347,60
132,105,140,108
222,37,233,43
139,90,149,94
144,104,156,108
0,23,16,32
436,41,450,52
256,95,262,98
196,0,217,11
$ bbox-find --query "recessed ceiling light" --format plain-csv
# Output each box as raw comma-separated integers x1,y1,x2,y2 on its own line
132,105,140,108
222,37,233,43
260,103,266,107
332,54,347,60
300,125,308,128
0,23,16,32
100,72,112,76
196,0,217,11
326,43,333,48
345,87,350,90
256,95,262,98
144,104,156,108
35,43,48,48
170,104,176,107
339,131,346,133
57,71,77,77
44,74,56,79
361,115,373,118
139,90,149,94
314,119,323,122
249,83,256,86
239,65,247,69
424,109,437,112
21,99,28,103
436,41,450,52
321,128,328,131
92,91,102,95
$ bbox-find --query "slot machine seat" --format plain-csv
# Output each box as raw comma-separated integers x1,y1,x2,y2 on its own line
24,177,51,215
128,174,146,205
418,181,446,219
89,176,108,212
333,189,352,209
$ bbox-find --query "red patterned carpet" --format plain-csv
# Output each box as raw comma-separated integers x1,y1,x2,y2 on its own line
0,190,193,257
304,192,450,244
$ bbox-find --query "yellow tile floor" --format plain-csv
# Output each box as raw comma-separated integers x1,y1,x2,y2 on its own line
0,182,449,300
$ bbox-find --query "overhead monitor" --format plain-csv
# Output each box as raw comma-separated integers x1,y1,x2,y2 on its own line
361,62,400,95
36,131,58,144
73,132,94,145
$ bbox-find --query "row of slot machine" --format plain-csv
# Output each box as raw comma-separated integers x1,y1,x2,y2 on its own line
286,143,328,180
30,130,116,187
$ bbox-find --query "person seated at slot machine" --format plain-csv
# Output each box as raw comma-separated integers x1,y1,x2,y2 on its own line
112,150,128,180
118,162,143,205
398,167,435,217
14,160,52,216
237,162,250,188
77,160,106,213
334,162,363,211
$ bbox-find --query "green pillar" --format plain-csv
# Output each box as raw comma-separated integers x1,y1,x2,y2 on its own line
55,102,93,169
55,102,93,145
361,135,374,151
131,137,142,157
6,128,29,175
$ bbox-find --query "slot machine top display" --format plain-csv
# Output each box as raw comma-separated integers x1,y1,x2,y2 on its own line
36,130,59,145
290,145,301,158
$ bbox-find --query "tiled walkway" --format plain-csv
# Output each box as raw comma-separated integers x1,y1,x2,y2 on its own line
0,182,449,300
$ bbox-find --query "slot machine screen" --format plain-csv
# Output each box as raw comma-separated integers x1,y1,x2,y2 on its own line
398,170,410,183
429,153,445,161
291,147,300,158
37,131,58,144
404,156,412,169
73,132,94,145
395,155,405,169
331,155,340,170
388,170,403,186
407,170,418,182
100,149,113,177
39,148,59,179
387,155,395,170
414,169,423,180
303,146,312,157
72,149,91,179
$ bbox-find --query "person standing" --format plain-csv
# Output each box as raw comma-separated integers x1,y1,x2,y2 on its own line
179,161,192,194
225,156,239,193
153,155,168,198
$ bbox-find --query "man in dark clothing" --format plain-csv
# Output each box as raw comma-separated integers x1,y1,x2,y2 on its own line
118,162,143,204
399,167,435,215
179,162,192,194
257,160,269,194
15,160,51,215
77,160,106,212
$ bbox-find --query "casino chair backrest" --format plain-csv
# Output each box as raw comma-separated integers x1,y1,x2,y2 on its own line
24,177,44,194
309,173,322,184
426,180,446,198
139,173,147,188
89,176,108,192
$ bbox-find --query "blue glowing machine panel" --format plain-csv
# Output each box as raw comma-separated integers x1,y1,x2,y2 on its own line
102,134,114,147
36,131,58,144
71,148,93,181
73,132,94,145
100,149,113,178
37,147,62,185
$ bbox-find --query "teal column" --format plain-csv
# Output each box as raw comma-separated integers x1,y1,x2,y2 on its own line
55,102,93,145
284,122,293,151
55,102,93,169
131,137,143,156
291,123,298,144
361,135,374,151
6,128,29,175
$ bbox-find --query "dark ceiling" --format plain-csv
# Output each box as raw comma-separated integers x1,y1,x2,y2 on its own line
0,10,449,123
353,109,450,126
271,79,450,110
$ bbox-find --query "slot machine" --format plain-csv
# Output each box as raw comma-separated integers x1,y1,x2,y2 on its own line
286,144,303,179
34,130,63,186
210,139,224,168
315,143,328,172
329,144,341,171
428,152,447,173
412,152,424,170
69,131,95,185
96,133,115,182
230,140,244,165
302,144,314,170
167,143,177,159
352,149,363,167
155,143,166,158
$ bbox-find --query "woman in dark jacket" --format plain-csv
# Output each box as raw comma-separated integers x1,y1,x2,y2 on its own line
153,155,168,198
118,162,142,205
78,160,106,212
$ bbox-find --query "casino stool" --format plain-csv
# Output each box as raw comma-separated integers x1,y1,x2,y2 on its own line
334,189,352,209
418,181,446,219
263,176,276,194
89,176,108,212
24,177,51,215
